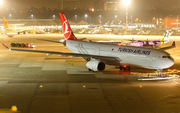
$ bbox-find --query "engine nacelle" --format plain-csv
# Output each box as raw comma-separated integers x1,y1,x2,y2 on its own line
86,59,105,71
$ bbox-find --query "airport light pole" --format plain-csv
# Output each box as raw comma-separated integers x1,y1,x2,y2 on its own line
85,14,88,22
53,15,55,19
75,15,77,20
177,15,179,29
122,0,130,30
99,15,102,24
9,14,11,19
99,15,101,21
115,15,117,25
31,14,33,19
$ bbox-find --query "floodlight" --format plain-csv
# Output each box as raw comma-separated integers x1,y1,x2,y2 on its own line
122,0,130,6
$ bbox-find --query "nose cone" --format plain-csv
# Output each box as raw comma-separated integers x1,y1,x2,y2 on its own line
166,58,174,68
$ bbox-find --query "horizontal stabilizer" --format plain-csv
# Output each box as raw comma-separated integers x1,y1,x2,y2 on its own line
35,38,86,43
159,41,175,51
78,38,86,41
35,38,63,43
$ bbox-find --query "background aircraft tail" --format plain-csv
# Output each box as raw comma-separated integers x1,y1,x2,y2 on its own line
59,13,77,40
3,17,11,28
164,30,170,42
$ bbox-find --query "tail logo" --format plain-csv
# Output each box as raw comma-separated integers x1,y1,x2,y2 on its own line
63,21,71,40
5,21,7,24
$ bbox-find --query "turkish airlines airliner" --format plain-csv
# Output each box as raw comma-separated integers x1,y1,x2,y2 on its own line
2,13,175,73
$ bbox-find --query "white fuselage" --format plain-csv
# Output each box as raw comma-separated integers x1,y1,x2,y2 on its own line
66,40,174,70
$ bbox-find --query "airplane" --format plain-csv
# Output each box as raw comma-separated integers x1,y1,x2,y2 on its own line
125,30,171,47
2,17,36,34
2,13,176,73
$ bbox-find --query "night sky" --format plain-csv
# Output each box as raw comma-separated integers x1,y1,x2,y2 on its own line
1,0,180,21
2,0,180,9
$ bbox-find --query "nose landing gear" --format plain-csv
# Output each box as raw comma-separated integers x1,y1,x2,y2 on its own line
157,69,163,76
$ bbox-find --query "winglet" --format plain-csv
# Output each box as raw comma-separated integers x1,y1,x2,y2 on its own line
172,41,175,47
2,44,10,50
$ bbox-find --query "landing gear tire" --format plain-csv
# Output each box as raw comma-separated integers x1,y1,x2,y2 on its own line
119,66,123,71
119,66,131,71
127,66,131,71
88,69,92,71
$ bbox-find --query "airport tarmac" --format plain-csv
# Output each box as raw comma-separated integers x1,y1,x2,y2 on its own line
0,34,180,113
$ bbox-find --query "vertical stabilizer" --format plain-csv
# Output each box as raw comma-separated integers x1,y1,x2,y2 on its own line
59,13,77,40
164,30,170,42
3,17,11,28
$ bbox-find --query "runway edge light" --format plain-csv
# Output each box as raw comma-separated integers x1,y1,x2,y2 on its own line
83,85,86,88
10,105,17,112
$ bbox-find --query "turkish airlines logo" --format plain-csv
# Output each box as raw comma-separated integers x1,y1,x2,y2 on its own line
63,21,71,40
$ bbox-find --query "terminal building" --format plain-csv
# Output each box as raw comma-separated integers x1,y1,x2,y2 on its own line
0,19,89,33
164,17,180,29
94,0,118,11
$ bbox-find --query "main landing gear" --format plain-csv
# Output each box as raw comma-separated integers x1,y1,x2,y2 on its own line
119,65,130,71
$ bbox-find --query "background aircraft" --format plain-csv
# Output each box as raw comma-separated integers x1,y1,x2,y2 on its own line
125,30,171,47
3,17,36,34
2,13,175,73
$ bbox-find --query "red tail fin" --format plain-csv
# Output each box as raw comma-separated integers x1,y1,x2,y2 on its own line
59,13,77,40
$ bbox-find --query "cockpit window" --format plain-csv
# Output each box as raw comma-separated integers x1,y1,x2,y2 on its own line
162,56,172,59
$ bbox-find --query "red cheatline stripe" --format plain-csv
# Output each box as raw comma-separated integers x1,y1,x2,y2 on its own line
2,44,9,49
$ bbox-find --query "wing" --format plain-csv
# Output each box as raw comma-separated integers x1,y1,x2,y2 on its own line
97,40,121,43
2,44,121,65
78,38,86,41
35,38,62,43
97,40,121,45
124,39,163,43
35,38,86,43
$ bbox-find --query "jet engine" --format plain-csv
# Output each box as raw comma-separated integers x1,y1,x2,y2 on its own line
86,59,105,71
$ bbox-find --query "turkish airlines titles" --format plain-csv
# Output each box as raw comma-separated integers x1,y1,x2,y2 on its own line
118,47,151,55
